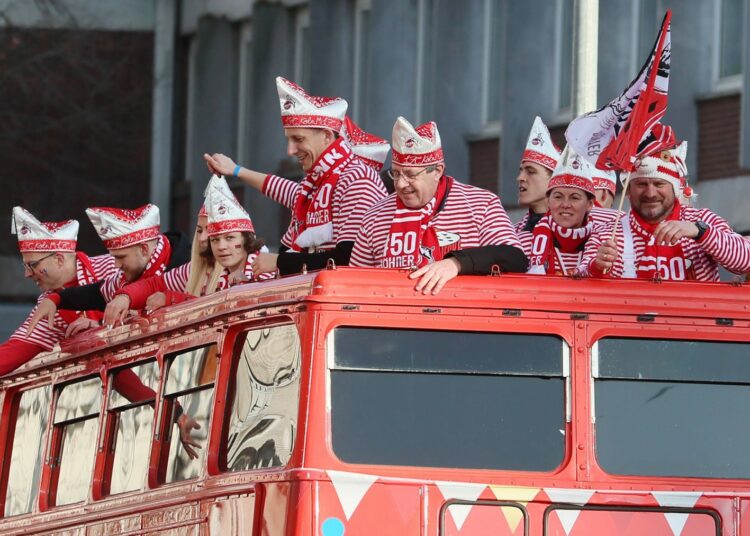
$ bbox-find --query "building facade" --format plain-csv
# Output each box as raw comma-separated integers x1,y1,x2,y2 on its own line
153,0,750,243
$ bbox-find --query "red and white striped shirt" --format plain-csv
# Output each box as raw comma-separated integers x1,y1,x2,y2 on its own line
579,206,750,281
350,179,521,267
160,253,274,294
9,254,116,351
263,155,387,251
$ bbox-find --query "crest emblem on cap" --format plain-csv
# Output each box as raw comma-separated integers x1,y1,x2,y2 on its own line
283,98,295,111
531,133,544,146
405,138,416,148
571,156,581,170
218,204,227,215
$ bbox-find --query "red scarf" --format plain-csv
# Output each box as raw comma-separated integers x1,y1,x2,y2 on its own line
290,137,354,251
115,234,172,290
212,255,255,292
629,201,695,280
380,176,455,268
529,214,593,275
58,252,105,324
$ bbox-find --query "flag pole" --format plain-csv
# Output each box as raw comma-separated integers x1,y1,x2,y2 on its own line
571,0,599,117
610,170,630,240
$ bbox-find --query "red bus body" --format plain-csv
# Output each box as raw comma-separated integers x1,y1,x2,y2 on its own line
0,268,749,535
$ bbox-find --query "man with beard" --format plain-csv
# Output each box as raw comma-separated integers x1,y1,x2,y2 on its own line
203,77,387,276
582,141,750,280
350,117,527,294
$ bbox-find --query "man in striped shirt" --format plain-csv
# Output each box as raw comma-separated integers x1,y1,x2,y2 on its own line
350,117,527,294
0,207,116,376
204,77,387,276
25,204,190,333
581,142,750,280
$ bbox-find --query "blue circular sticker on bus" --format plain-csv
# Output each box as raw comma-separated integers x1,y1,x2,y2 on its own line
321,517,345,536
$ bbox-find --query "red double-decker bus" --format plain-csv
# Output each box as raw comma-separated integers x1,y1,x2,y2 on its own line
0,268,748,535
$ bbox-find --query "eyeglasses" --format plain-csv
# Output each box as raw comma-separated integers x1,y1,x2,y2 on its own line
23,252,56,273
386,166,436,183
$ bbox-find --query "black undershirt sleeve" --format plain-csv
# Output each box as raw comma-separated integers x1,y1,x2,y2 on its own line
56,281,107,311
446,245,528,275
276,241,355,275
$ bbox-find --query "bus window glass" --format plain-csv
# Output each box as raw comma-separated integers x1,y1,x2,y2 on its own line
163,345,217,483
4,385,51,517
53,377,101,506
595,337,750,479
330,327,566,471
108,361,159,495
226,324,301,472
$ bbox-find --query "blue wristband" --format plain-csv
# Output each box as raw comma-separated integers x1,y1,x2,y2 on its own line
233,164,242,177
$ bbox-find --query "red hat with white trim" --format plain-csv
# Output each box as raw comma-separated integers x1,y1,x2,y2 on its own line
547,145,595,195
11,206,79,253
204,175,255,236
630,141,693,203
391,116,444,168
340,116,390,172
86,204,161,250
276,76,347,131
521,116,561,172
591,167,617,194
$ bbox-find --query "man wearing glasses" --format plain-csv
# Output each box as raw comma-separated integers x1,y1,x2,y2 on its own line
0,207,116,375
350,117,527,294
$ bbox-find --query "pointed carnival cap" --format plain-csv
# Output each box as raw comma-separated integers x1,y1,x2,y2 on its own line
204,175,255,236
547,145,595,195
591,167,617,194
521,116,561,172
276,76,347,131
11,206,79,253
630,140,693,202
391,116,444,168
340,116,390,171
86,204,160,250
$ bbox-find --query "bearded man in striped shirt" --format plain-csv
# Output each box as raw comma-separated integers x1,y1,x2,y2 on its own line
0,207,116,375
582,141,750,280
350,117,528,294
204,77,387,277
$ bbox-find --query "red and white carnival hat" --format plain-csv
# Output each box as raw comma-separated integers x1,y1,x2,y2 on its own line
631,141,694,202
11,206,79,253
340,116,390,171
204,175,255,236
592,167,617,194
276,76,347,131
391,116,444,168
86,204,161,250
521,116,560,172
547,145,595,195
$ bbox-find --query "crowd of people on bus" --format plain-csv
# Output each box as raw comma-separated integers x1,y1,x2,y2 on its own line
3,75,750,377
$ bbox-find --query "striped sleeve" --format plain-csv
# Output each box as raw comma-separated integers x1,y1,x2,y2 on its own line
697,210,750,274
90,254,117,278
162,262,191,293
262,174,301,210
332,162,388,243
479,195,522,248
349,200,388,268
8,294,69,351
99,272,124,302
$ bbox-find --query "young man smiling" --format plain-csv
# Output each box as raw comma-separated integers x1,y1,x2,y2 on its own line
204,77,387,276
350,117,527,294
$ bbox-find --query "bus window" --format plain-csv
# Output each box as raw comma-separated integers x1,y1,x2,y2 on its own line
594,337,750,479
330,327,567,471
4,385,51,517
52,377,102,506
106,361,159,495
225,324,301,472
162,345,216,483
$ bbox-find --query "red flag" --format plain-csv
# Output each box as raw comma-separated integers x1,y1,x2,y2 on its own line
565,10,672,172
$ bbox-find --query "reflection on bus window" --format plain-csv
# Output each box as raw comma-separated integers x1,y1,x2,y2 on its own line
163,345,217,483
595,337,750,479
108,361,159,495
4,385,51,517
226,324,301,472
330,327,567,471
53,377,101,506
